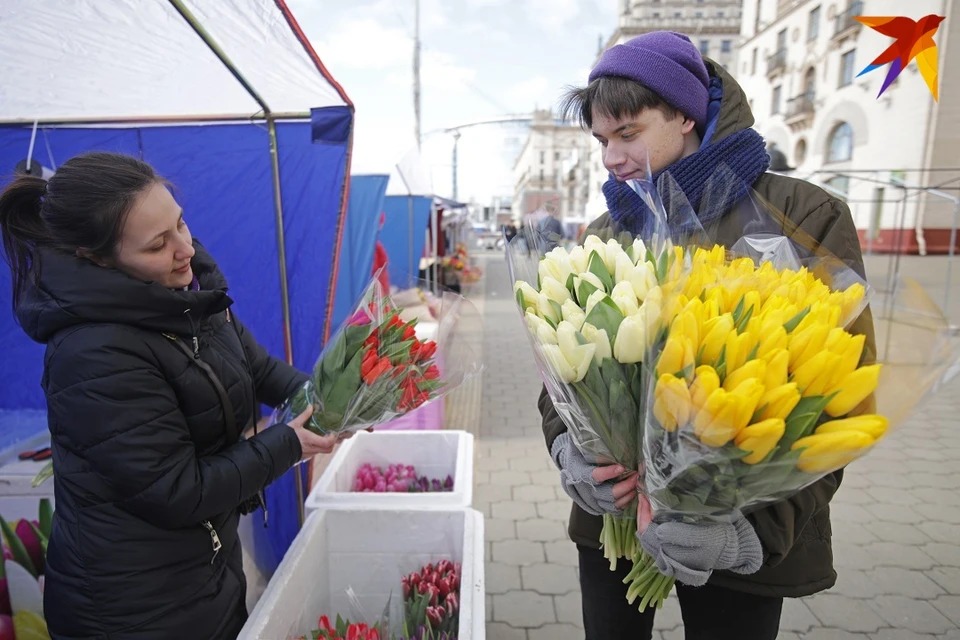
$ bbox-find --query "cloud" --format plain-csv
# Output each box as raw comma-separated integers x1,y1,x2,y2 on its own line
505,75,551,110
312,17,412,71
525,0,582,30
465,0,510,7
386,48,477,95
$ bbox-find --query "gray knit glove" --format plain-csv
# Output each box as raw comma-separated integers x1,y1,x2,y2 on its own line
638,515,763,587
550,433,620,517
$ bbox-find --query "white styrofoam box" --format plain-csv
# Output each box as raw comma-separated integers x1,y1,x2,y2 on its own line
306,430,473,512
240,508,485,640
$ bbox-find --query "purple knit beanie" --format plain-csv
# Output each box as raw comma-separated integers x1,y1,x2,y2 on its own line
589,31,710,125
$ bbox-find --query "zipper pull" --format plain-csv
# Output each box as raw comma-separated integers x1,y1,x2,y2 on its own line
202,520,222,564
192,336,200,358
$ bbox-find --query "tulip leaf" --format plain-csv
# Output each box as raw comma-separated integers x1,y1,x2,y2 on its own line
32,461,54,488
515,288,526,311
549,299,564,325
324,347,365,418
588,251,614,292
714,345,728,381
576,279,599,306
584,296,625,345
321,329,347,383
0,516,37,579
735,305,754,334
566,273,577,298
656,250,670,284
745,342,760,364
583,363,609,408
732,295,746,325
783,306,812,333
781,395,832,449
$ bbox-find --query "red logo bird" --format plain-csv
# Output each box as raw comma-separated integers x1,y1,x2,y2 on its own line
855,14,944,101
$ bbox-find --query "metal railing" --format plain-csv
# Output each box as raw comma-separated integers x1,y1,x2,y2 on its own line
785,93,816,120
833,1,864,37
767,49,787,76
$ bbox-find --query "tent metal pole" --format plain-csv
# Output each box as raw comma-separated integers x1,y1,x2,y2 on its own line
0,112,312,127
169,0,304,527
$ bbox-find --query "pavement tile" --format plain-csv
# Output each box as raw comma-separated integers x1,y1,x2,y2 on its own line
492,501,538,521
528,624,582,640
485,518,518,542
869,631,938,640
516,518,567,543
481,559,521,592
544,541,579,568
513,485,557,503
927,567,960,595
492,590,556,627
780,598,821,632
554,591,583,628
805,594,887,633
931,595,960,628
485,622,526,640
862,567,946,600
492,540,545,566
521,563,579,595
867,595,956,634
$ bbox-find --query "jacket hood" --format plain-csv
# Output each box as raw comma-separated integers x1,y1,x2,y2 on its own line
17,240,233,343
703,58,757,143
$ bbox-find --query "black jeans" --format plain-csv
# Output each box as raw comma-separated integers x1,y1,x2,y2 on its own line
578,545,783,640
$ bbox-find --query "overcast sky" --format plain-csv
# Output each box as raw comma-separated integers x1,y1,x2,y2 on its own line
287,0,617,203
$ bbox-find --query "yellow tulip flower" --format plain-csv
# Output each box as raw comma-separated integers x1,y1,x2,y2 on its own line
763,348,790,390
788,323,829,370
757,325,788,359
791,430,875,473
758,382,801,421
653,374,693,432
690,365,721,411
725,331,756,373
728,378,765,431
657,334,695,378
815,414,889,440
723,359,767,393
792,351,841,396
824,364,883,417
735,418,786,464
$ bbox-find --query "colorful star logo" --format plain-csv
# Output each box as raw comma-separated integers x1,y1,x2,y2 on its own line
855,14,945,101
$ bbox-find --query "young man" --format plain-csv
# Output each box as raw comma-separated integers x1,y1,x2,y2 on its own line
541,31,874,640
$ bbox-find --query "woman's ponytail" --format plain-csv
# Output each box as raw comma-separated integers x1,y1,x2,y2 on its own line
0,175,50,311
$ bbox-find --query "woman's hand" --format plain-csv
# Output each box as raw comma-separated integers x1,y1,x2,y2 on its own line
287,405,353,461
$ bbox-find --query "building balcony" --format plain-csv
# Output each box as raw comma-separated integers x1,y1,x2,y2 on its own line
833,1,863,41
616,15,741,35
784,94,815,130
766,49,787,77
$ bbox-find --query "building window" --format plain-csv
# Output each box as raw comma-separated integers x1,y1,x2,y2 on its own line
825,176,850,200
555,151,560,161
540,151,545,164
751,48,758,74
653,11,660,17
718,11,725,17
699,40,709,55
827,122,854,163
772,86,782,115
840,49,856,87
696,11,704,18
808,5,821,40
539,169,544,182
721,40,732,53
674,11,682,17
795,139,807,165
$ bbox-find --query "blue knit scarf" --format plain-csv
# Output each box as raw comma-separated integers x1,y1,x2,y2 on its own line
602,127,771,237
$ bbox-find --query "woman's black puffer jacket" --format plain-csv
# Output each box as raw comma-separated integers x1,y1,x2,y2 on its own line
16,240,306,639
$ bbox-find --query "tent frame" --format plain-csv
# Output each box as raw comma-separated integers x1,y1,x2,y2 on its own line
2,0,354,528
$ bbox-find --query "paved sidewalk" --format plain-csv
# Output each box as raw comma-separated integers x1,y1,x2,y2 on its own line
465,253,960,640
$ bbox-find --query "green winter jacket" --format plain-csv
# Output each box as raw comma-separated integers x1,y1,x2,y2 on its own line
539,60,875,598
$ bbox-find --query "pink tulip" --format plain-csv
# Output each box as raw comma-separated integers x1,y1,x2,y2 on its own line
0,614,13,640
15,520,43,575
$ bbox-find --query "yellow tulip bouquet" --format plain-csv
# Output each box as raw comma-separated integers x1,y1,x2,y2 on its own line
507,160,960,613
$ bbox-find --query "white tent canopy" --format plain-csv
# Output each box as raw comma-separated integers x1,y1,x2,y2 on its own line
0,0,348,124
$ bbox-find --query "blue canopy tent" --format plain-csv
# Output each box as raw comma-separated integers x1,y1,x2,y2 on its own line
331,174,390,328
0,0,355,593
380,195,434,290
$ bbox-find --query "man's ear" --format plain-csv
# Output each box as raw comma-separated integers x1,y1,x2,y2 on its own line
76,248,112,268
681,117,697,135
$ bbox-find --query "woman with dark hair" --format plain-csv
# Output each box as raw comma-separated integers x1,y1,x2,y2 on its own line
0,151,344,639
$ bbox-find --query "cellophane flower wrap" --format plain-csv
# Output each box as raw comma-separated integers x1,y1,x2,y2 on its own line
626,161,960,609
508,144,960,612
272,274,482,436
506,208,663,569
